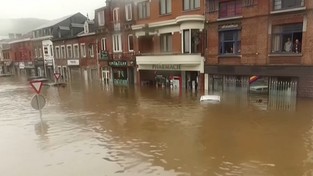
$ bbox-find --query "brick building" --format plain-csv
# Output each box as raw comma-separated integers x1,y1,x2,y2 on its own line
130,0,206,90
95,1,136,86
204,0,313,97
8,34,34,76
53,18,97,81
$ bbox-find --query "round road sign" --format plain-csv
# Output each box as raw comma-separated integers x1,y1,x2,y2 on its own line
31,94,46,110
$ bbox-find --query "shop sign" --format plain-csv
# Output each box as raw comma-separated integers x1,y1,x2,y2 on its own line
45,60,53,66
19,62,25,69
100,51,109,60
218,23,241,31
67,59,80,66
109,61,127,67
152,64,181,70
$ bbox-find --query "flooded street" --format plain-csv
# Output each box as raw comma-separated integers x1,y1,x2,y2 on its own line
1,77,313,176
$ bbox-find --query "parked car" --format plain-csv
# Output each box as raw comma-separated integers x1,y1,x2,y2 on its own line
249,85,268,94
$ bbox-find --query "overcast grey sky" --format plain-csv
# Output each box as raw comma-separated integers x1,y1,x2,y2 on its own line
0,0,106,20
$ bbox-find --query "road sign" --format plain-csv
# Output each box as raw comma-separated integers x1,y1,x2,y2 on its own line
54,73,61,80
31,94,46,110
30,81,43,94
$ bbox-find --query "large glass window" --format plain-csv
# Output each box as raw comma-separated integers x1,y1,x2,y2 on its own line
73,44,79,58
89,45,94,58
67,45,72,58
113,34,122,52
101,38,106,51
160,0,172,15
184,0,200,10
113,8,119,22
160,33,172,52
125,4,132,21
55,46,60,59
61,45,66,58
183,29,201,53
273,0,304,11
219,30,241,55
271,23,303,53
80,43,86,58
138,1,150,19
219,0,242,18
97,10,105,26
128,35,134,51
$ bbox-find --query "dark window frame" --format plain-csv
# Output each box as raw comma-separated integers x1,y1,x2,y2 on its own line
273,0,305,11
218,0,242,18
219,30,241,55
271,23,303,54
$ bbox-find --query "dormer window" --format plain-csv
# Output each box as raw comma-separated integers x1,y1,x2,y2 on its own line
84,21,89,34
113,8,120,23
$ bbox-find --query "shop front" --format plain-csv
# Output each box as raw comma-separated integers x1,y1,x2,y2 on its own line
136,54,204,91
108,60,135,86
67,59,81,81
34,59,45,77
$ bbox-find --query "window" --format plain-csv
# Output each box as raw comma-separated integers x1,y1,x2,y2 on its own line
80,43,86,57
273,0,304,11
207,0,218,12
39,48,42,57
183,0,200,11
128,35,134,51
113,34,122,52
125,3,132,21
35,49,38,58
183,29,200,54
73,44,79,58
271,23,303,53
97,10,105,26
67,45,72,58
138,1,150,19
43,46,48,55
50,45,53,56
113,8,119,22
219,30,241,55
219,0,242,18
84,22,89,33
160,0,172,15
243,0,256,7
61,45,66,58
160,33,172,52
88,45,94,58
55,46,60,59
101,38,106,51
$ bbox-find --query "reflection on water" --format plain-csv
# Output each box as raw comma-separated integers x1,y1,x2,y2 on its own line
1,76,313,176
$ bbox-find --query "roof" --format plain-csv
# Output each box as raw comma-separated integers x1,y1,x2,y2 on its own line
71,23,84,28
34,13,83,30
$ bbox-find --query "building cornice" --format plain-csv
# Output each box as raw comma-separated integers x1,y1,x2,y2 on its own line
133,15,205,30
9,38,31,44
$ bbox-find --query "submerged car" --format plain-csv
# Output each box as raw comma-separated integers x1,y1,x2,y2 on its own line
249,85,268,94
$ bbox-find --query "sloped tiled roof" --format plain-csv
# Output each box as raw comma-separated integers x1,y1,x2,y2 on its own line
34,13,81,30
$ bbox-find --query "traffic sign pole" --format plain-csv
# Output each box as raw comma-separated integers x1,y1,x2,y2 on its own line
36,95,44,125
29,81,46,127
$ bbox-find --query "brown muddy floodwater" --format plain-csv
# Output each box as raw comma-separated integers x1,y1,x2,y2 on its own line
1,76,313,176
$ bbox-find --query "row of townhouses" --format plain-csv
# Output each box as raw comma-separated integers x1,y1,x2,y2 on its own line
0,0,313,98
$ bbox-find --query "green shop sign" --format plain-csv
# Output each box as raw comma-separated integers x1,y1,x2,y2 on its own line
152,64,181,70
109,61,127,67
100,51,109,60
